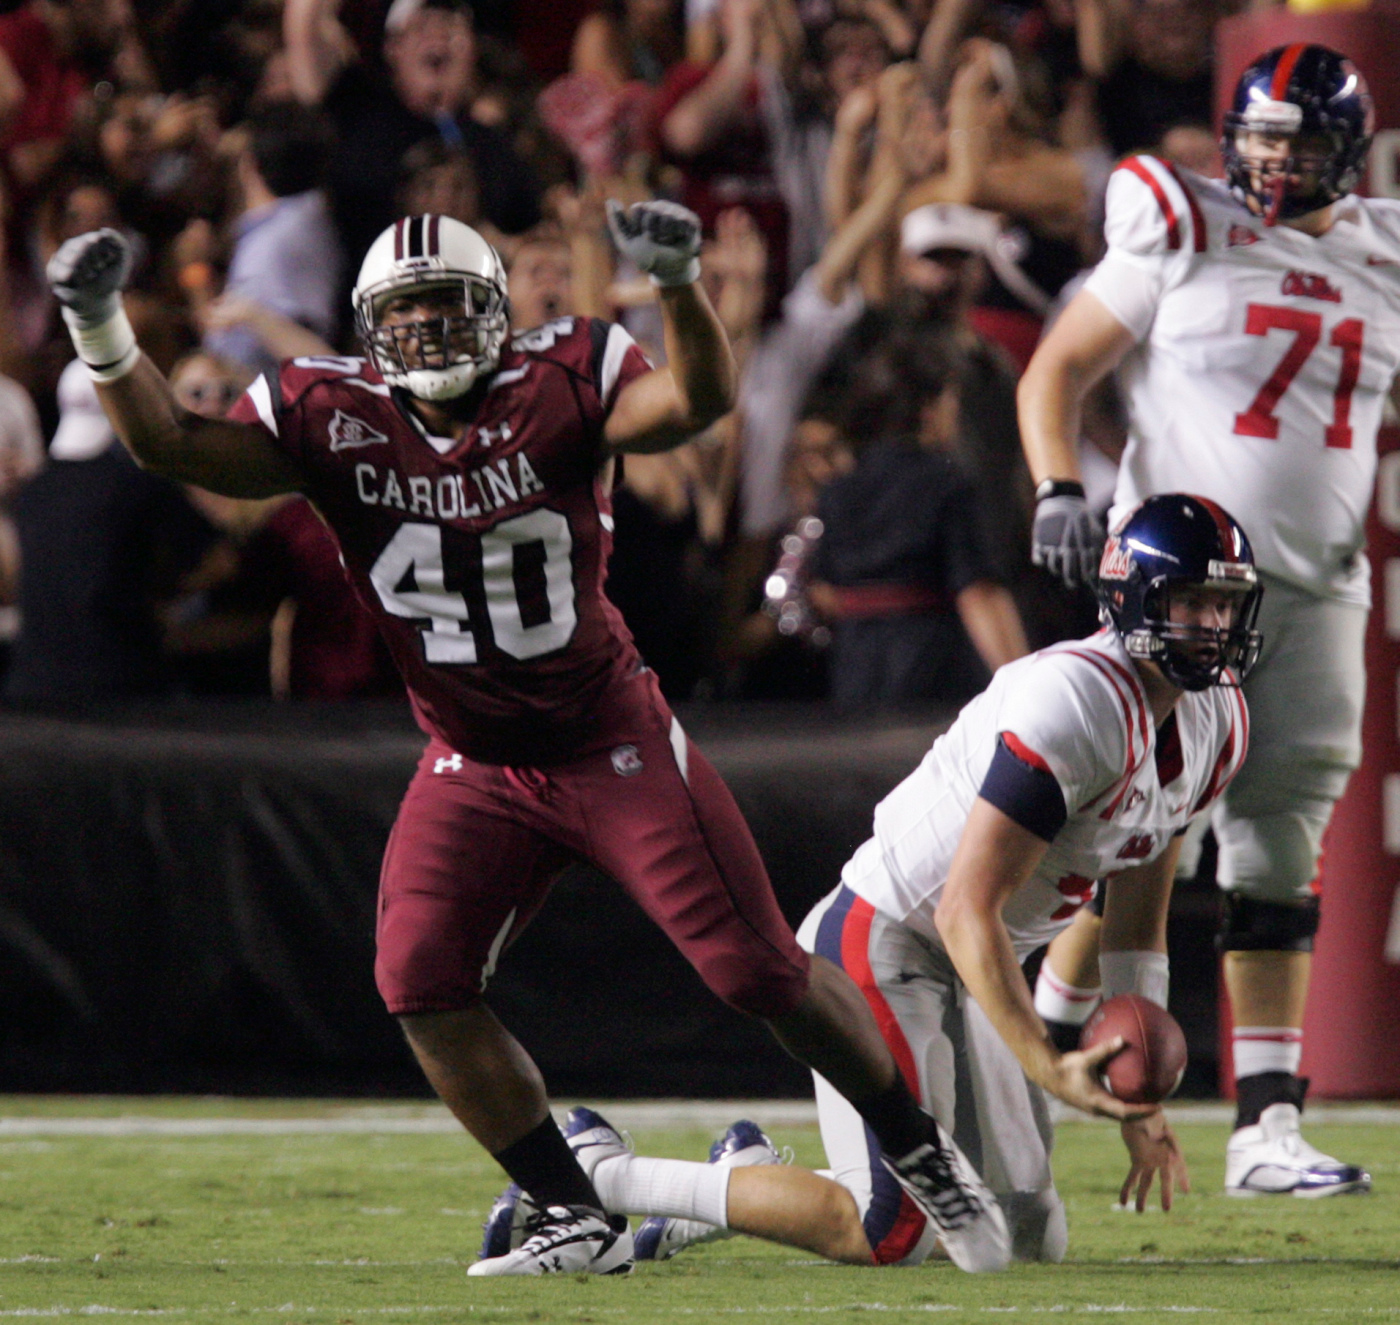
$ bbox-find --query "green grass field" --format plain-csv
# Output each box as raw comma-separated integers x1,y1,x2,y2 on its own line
1,1097,1397,1322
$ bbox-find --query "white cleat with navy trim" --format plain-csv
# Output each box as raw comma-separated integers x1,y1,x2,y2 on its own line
885,1124,1011,1273
467,1203,634,1276
1225,1104,1371,1198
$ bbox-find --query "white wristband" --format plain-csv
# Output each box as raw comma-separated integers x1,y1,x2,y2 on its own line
649,256,702,288
62,304,140,383
1033,963,1101,1026
1099,949,1169,1009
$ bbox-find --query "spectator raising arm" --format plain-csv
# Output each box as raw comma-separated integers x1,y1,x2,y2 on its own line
661,0,762,156
283,0,356,105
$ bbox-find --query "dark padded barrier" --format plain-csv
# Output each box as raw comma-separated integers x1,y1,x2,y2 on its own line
0,701,1222,1097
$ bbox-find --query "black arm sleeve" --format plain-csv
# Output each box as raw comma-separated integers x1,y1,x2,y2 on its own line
979,732,1068,842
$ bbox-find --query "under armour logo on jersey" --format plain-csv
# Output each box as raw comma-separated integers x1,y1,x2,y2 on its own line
1116,832,1155,860
329,409,390,452
1281,269,1342,303
1227,224,1259,247
611,745,644,777
477,422,513,449
434,753,464,774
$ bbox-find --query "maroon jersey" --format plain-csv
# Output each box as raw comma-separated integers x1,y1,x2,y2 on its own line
228,316,654,763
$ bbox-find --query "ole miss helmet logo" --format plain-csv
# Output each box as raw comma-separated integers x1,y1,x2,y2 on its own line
1100,535,1133,582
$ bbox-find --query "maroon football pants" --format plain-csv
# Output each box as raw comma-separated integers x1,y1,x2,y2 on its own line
375,682,811,1020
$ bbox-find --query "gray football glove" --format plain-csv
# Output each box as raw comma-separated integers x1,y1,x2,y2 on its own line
47,228,132,328
1032,493,1105,589
605,199,702,287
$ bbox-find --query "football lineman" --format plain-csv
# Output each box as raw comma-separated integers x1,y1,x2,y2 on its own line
47,205,1017,1276
484,495,1257,1267
1020,44,1384,1195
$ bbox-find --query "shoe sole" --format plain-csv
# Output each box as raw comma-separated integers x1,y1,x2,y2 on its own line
1226,1180,1372,1199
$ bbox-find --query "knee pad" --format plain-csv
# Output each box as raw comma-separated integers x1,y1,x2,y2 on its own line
1216,893,1320,954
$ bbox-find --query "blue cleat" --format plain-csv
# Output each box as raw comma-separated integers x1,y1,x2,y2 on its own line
633,1119,783,1261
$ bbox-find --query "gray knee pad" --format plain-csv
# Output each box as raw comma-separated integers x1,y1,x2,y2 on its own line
1216,893,1320,954
1002,1188,1067,1263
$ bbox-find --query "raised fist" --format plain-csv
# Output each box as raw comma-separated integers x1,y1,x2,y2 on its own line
47,229,132,328
605,199,702,288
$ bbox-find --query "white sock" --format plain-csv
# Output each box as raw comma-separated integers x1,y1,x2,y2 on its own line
590,1153,731,1228
1034,963,1101,1025
1233,1026,1303,1080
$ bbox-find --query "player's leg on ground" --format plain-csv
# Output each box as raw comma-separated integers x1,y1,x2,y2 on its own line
724,1163,874,1263
489,1108,875,1263
1214,580,1369,1196
375,745,627,1272
579,697,943,1165
798,884,1011,1272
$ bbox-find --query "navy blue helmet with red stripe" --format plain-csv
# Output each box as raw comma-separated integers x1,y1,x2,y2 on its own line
1223,44,1373,223
1097,494,1264,691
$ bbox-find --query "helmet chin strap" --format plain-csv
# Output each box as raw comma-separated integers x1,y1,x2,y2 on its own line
1265,173,1287,226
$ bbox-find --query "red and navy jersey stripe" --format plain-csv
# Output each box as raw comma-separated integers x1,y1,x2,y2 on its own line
812,887,928,1265
1044,638,1150,817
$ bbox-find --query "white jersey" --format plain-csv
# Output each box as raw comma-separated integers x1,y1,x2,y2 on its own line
843,629,1249,959
1083,155,1400,606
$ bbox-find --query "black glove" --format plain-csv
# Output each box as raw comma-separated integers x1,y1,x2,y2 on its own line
1032,490,1105,589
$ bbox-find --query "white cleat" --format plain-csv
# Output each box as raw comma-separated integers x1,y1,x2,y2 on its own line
468,1204,634,1276
477,1108,633,1262
1225,1103,1371,1198
885,1124,1011,1273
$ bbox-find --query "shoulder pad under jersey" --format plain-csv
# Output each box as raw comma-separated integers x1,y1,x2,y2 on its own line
1105,155,1208,258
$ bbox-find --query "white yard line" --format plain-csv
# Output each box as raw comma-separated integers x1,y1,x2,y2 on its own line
0,1099,1398,1137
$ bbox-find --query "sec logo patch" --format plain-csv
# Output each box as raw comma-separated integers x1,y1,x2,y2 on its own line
611,745,644,777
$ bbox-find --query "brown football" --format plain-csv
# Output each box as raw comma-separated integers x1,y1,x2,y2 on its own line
1079,994,1188,1105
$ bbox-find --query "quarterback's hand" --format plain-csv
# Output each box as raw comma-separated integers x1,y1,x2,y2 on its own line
1119,1112,1190,1212
1043,1038,1156,1122
1032,492,1105,589
605,199,702,287
47,228,132,328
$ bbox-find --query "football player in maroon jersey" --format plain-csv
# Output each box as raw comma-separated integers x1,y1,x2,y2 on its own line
48,203,1008,1276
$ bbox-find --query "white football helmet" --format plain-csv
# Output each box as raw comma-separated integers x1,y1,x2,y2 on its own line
353,215,508,401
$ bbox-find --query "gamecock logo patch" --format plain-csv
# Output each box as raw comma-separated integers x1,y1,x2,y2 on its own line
329,410,390,452
611,745,644,777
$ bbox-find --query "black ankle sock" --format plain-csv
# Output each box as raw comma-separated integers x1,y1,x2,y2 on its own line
1235,1071,1308,1130
492,1115,601,1211
854,1075,935,1158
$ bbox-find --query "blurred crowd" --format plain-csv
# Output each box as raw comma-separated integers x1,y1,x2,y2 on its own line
0,0,1257,711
